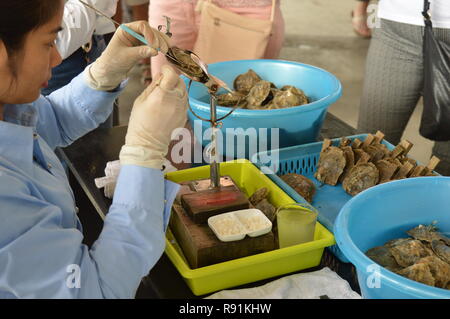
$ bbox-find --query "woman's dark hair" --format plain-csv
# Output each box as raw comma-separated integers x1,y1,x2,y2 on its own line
0,0,63,57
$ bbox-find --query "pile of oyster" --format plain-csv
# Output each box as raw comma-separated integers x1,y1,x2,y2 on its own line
315,131,439,196
216,69,309,110
366,224,450,289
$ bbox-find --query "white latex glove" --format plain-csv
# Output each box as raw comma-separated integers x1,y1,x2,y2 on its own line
119,65,188,170
95,159,178,199
85,20,171,91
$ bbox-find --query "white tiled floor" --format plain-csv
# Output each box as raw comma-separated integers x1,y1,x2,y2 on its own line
118,0,434,164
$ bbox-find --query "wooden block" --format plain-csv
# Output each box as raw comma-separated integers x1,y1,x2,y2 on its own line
374,131,385,144
375,159,399,183
420,156,441,176
400,140,413,154
355,149,370,164
362,134,375,148
339,146,355,183
175,183,196,204
427,156,440,171
169,204,276,269
352,138,363,149
181,186,251,224
321,138,332,152
339,137,352,147
390,144,405,158
410,165,426,177
393,162,415,180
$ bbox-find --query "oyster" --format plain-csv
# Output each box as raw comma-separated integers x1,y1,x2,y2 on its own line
315,146,346,186
280,85,309,104
246,80,274,109
366,245,402,272
406,224,450,245
233,69,262,94
167,47,205,80
389,239,433,268
342,162,379,196
266,88,308,109
280,173,316,203
385,238,412,248
255,198,277,222
217,91,245,107
249,187,269,206
338,146,355,183
416,255,450,288
375,159,399,184
397,262,436,287
363,143,389,163
366,224,450,290
431,240,450,264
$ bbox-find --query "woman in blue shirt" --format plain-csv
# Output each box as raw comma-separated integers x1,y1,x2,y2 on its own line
0,0,188,298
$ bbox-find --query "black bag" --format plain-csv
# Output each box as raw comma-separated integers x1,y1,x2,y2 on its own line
419,0,450,141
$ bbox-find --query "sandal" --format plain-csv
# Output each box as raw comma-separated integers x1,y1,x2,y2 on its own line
351,10,372,38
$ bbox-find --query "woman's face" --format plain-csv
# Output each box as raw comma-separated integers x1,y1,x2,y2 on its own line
0,3,64,105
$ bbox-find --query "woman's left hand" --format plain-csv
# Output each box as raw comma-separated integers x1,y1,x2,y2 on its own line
85,20,171,91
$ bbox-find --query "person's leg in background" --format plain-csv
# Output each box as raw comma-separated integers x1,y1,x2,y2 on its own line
264,0,285,59
429,28,450,175
352,0,372,38
357,19,424,146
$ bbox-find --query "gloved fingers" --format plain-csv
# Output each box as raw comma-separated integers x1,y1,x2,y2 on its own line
136,71,163,102
159,65,187,99
160,65,180,91
127,45,158,60
120,21,171,54
150,29,171,55
104,181,117,199
136,65,185,103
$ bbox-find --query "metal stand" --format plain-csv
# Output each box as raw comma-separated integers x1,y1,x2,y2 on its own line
208,93,221,189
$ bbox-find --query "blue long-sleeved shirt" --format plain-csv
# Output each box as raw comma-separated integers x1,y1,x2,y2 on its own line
0,72,179,298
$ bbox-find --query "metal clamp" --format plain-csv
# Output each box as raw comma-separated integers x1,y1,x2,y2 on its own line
158,16,173,38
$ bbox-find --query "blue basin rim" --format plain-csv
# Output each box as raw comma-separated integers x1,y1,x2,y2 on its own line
185,59,343,117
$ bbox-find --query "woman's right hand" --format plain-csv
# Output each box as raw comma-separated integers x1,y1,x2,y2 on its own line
119,65,188,170
85,20,171,91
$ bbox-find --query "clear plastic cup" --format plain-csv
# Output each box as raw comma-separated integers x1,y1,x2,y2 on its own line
276,203,318,248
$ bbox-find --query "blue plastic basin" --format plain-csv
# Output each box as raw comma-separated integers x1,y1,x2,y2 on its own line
334,177,450,299
186,59,342,160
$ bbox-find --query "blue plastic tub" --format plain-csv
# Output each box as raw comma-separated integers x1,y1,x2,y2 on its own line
186,59,342,160
334,177,450,299
252,134,399,263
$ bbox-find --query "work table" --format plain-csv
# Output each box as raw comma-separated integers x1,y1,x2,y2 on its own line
59,112,359,298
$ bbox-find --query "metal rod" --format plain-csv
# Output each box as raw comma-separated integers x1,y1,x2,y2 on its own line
79,0,121,27
209,93,221,189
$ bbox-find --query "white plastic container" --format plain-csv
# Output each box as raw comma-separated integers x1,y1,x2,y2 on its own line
208,209,272,242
